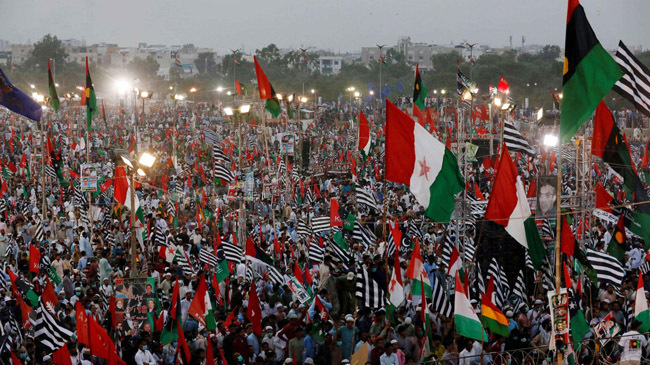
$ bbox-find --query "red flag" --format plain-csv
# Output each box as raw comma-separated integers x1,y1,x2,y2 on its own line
29,244,40,274
16,295,32,329
100,178,113,193
330,198,343,227
560,216,575,257
52,344,73,365
176,320,192,364
473,182,485,201
315,295,329,321
11,351,24,365
224,305,238,328
412,105,425,126
42,280,59,310
563,263,573,289
527,179,537,199
108,296,117,329
247,280,262,335
0,179,7,198
595,183,613,213
19,153,26,168
206,332,215,365
643,142,650,168
68,169,80,179
76,301,90,347
293,262,304,284
497,76,510,93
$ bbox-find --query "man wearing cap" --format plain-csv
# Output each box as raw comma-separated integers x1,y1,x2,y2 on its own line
337,271,356,315
379,341,399,365
338,314,359,360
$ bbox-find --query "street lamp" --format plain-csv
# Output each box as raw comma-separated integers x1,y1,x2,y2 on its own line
115,150,156,278
223,104,251,245
543,134,559,147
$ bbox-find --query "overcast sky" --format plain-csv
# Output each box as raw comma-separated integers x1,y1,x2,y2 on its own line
1,0,648,54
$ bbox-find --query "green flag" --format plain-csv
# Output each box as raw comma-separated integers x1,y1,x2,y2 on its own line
82,57,97,131
560,1,623,143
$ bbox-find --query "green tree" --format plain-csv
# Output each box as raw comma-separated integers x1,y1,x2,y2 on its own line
127,56,160,81
194,52,218,76
23,34,68,73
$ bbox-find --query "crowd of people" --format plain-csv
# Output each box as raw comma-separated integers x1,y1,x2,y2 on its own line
0,95,648,365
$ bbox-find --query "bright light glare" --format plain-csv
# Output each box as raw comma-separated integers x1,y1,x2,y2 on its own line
276,94,282,100
536,108,544,121
226,91,232,96
190,87,197,93
558,93,563,99
369,91,374,96
493,97,502,107
240,104,251,114
288,94,294,102
310,89,315,94
300,97,307,103
462,90,472,101
216,86,224,92
138,152,156,168
441,89,446,95
354,92,360,97
120,155,134,168
137,168,146,176
543,134,559,147
174,94,185,101
224,107,234,116
115,79,131,94
501,102,511,110
140,91,150,98
30,84,35,89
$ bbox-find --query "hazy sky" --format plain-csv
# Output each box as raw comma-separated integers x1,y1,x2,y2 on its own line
1,0,648,54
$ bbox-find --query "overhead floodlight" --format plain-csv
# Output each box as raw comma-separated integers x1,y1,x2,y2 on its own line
288,94,294,102
300,97,307,103
224,107,234,116
501,102,511,110
493,97,502,107
276,94,282,100
543,134,559,147
536,108,544,121
138,152,156,168
120,155,134,168
137,168,146,176
240,104,251,114
216,86,224,92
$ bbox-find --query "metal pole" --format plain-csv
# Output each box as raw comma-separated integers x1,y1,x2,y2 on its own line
554,142,563,365
41,117,47,221
130,170,137,278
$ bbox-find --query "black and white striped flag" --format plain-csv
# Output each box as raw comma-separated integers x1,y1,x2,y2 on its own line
311,216,330,234
353,221,376,250
297,219,310,240
175,249,196,277
488,258,510,307
355,268,385,309
612,41,650,118
214,162,235,183
199,247,218,267
511,270,527,305
221,242,243,264
308,239,325,264
356,186,379,211
503,121,534,155
586,248,625,288
166,199,176,218
32,298,74,354
431,275,453,317
34,219,44,243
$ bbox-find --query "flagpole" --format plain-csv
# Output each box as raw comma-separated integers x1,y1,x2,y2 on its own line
41,115,47,221
554,140,563,365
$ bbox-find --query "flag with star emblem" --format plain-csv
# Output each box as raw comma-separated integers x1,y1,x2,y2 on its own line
385,100,464,222
634,270,650,332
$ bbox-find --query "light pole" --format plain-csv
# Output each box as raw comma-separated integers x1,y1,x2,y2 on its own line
462,42,478,79
377,44,385,103
117,151,157,278
224,104,251,246
229,48,240,92
139,90,153,146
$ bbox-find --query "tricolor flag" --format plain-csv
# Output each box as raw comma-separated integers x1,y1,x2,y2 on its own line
447,246,462,277
80,57,97,131
405,238,431,299
453,272,487,341
113,166,144,224
635,270,650,332
481,276,510,337
484,144,544,270
358,111,372,161
413,64,427,110
560,0,622,143
388,253,404,307
188,275,217,330
385,100,464,222
254,56,281,118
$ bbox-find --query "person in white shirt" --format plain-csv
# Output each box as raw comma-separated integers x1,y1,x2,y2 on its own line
379,340,399,365
618,319,647,365
134,340,156,365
